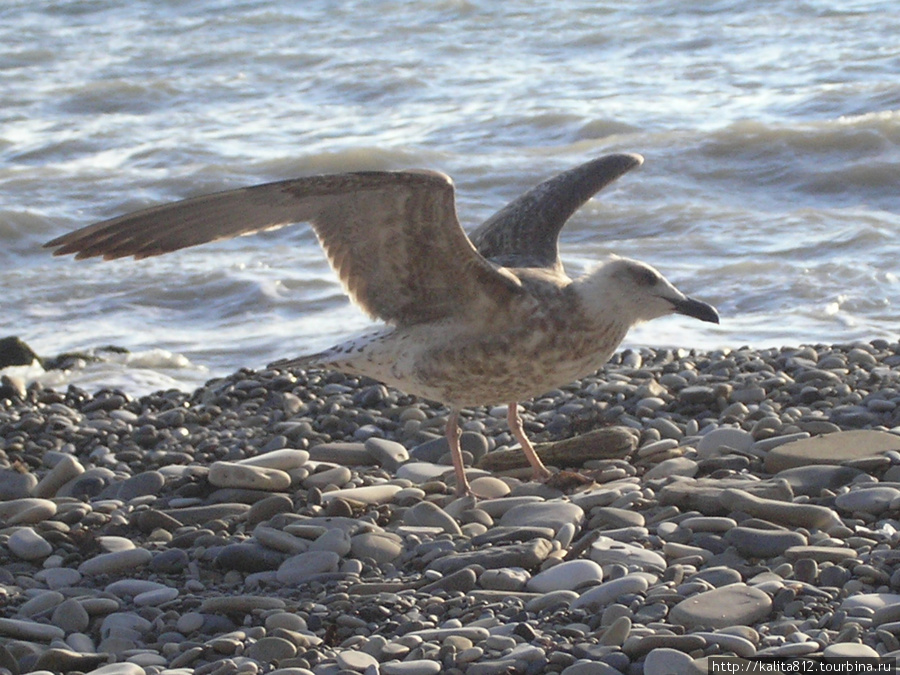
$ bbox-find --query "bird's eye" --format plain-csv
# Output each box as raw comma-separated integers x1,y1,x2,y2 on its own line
633,267,660,287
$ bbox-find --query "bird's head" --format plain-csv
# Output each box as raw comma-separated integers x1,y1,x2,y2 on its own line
577,256,719,328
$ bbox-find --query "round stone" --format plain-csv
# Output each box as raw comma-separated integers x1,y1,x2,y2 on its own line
276,550,341,585
350,532,403,564
336,649,379,671
527,559,604,593
643,647,700,675
7,527,53,560
248,636,298,662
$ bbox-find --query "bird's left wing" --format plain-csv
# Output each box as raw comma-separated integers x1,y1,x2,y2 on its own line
469,153,644,271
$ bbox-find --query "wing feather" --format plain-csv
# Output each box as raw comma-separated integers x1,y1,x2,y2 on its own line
44,170,522,325
469,153,644,270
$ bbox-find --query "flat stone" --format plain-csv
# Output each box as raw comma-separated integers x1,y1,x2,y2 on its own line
696,428,754,459
775,465,863,496
0,617,65,641
599,616,632,646
783,545,858,563
18,590,64,617
480,567,530,591
658,478,792,515
406,626,490,642
310,528,352,555
469,476,511,499
134,587,179,607
51,598,90,633
33,648,108,673
570,574,650,611
98,535,135,552
0,468,37,500
35,567,83,590
420,567,477,594
105,579,170,596
350,532,403,564
149,548,190,573
236,448,310,470
276,550,341,584
722,488,842,531
81,663,146,675
499,501,584,533
365,438,409,471
248,635,299,662
253,525,310,555
0,497,56,524
7,526,53,560
725,527,807,558
834,486,900,514
591,536,667,573
320,484,402,504
208,461,292,491
248,493,294,526
670,583,772,629
644,457,699,480
78,547,152,575
160,503,251,525
199,596,286,614
396,461,456,484
380,658,443,675
559,662,625,675
405,501,462,535
643,647,702,675
823,643,880,658
694,632,756,658
307,442,372,465
411,432,488,463
102,470,166,501
527,559,604,593
764,430,900,473
216,543,286,572
428,539,553,575
303,465,353,489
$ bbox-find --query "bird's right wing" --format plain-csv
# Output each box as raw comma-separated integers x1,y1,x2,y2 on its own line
45,171,524,326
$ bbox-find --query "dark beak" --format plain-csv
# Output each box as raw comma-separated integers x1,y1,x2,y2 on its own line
673,296,720,324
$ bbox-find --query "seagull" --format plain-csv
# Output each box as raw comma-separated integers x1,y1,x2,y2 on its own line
44,153,719,496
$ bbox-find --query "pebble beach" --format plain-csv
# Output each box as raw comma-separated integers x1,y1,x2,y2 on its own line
4,342,900,674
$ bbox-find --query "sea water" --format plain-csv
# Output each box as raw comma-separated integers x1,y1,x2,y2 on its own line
2,0,899,394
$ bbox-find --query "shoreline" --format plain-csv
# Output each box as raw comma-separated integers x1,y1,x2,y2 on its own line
2,340,900,674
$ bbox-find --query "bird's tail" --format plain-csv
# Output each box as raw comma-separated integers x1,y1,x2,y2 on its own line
267,352,328,371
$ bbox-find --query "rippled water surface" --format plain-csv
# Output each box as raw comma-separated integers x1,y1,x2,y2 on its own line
2,0,899,393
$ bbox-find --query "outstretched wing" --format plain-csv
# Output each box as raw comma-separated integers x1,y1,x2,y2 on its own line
468,153,644,271
44,171,523,326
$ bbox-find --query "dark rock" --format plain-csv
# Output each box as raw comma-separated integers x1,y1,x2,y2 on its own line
0,336,40,368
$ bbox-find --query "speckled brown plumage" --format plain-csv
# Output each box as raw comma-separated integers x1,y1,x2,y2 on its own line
44,153,720,496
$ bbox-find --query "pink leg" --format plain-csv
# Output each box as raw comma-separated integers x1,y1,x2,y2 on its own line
508,402,551,482
446,408,472,497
